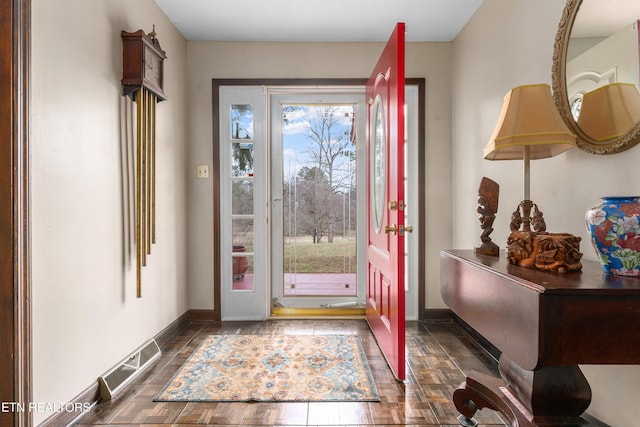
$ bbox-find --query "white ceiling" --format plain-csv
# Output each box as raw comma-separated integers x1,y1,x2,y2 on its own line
153,0,484,42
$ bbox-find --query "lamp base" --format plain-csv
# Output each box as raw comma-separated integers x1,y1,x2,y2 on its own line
510,199,546,233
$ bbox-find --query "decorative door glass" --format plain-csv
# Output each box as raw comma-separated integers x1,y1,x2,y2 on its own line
370,95,385,234
231,104,254,290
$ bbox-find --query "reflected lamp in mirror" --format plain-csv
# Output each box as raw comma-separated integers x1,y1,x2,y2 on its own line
552,0,640,154
577,83,640,142
484,84,577,233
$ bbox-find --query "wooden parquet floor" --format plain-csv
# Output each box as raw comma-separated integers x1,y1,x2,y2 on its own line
74,320,506,426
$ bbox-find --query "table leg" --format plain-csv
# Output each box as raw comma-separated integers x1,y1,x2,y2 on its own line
453,370,533,427
452,354,605,426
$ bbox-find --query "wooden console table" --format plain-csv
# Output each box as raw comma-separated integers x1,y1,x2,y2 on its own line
440,249,640,426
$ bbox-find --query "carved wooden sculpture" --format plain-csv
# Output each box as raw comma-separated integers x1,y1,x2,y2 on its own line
506,231,582,273
502,185,582,273
475,177,500,256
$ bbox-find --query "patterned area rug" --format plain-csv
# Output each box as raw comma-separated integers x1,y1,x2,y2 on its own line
154,335,380,402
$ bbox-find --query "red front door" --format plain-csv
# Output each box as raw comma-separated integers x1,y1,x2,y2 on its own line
366,23,406,380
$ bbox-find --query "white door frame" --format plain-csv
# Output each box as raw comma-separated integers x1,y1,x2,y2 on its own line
213,79,424,321
405,84,419,320
219,86,269,320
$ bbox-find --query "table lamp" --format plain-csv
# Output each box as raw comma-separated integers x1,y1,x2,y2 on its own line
484,83,577,232
577,82,640,141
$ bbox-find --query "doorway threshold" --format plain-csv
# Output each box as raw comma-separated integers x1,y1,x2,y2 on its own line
270,307,365,318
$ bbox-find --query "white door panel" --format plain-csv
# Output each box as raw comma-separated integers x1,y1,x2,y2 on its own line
219,86,268,320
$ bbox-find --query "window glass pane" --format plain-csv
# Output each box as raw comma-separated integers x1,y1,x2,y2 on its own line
232,252,254,291
231,104,254,140
232,218,253,249
232,142,254,177
232,179,253,215
281,104,357,297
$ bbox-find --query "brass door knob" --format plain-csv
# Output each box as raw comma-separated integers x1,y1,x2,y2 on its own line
384,224,397,234
398,225,413,236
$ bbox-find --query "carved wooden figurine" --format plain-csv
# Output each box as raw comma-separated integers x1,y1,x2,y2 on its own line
506,231,582,273
475,177,500,256
510,200,546,233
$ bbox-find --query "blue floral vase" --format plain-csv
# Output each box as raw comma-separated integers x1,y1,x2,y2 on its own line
585,196,640,276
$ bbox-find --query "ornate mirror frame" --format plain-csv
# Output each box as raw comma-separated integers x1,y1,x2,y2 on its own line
552,0,640,154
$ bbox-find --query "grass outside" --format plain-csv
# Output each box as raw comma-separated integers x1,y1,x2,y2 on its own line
284,235,356,273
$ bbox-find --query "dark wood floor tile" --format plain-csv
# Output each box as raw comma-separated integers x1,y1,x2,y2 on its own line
423,321,466,337
368,401,439,424
366,357,399,384
102,386,185,424
176,338,204,354
195,322,224,332
452,355,500,377
312,321,365,335
409,356,466,385
75,424,168,427
427,327,487,360
240,402,308,425
173,401,249,424
159,331,204,354
75,400,122,424
407,336,448,357
73,319,506,426
406,320,427,334
79,380,155,424
410,354,460,370
105,403,185,425
307,401,372,425
303,425,370,427
361,339,385,358
374,382,426,404
172,425,247,427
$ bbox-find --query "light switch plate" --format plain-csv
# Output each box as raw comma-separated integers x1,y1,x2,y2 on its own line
196,165,209,178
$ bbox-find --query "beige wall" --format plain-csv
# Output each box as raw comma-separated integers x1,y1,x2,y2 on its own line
30,0,640,424
31,0,188,423
453,0,640,424
185,41,454,310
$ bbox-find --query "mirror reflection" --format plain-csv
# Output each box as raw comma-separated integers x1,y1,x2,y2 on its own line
554,0,640,154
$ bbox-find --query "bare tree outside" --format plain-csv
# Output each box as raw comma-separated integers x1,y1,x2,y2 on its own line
281,104,357,292
283,105,356,244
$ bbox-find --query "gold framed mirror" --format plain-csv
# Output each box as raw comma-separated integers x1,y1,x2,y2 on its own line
552,0,640,154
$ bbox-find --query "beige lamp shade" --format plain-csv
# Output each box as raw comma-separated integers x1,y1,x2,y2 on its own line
484,84,577,160
577,82,640,142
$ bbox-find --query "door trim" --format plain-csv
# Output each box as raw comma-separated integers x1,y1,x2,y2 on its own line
2,0,32,425
212,78,425,321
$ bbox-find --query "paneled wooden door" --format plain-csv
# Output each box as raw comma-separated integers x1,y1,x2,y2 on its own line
366,23,406,380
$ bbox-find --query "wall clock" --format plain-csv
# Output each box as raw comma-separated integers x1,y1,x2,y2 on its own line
121,27,167,297
121,27,167,101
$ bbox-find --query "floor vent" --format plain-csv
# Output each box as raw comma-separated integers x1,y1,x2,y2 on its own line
98,339,161,401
